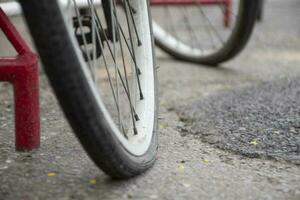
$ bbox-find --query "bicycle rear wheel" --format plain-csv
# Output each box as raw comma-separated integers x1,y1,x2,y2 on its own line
151,0,259,65
19,0,158,179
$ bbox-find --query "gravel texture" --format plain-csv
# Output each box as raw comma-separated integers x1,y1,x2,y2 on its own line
180,78,300,164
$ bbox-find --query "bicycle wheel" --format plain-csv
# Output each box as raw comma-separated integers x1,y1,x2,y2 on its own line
19,0,158,179
257,0,265,21
151,0,259,65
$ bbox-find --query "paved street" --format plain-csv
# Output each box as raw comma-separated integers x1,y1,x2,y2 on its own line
0,1,300,199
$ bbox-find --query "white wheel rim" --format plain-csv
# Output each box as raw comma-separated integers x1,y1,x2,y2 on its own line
59,0,155,156
152,1,242,59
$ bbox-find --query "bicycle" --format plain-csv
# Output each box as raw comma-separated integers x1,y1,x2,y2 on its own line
257,0,265,21
17,0,158,179
150,0,259,65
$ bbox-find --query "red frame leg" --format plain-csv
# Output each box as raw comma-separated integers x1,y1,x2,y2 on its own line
224,0,232,27
0,8,40,151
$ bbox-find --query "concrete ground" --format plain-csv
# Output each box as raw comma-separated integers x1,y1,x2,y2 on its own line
0,1,300,200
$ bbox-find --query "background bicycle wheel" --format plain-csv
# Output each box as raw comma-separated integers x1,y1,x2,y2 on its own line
151,0,259,65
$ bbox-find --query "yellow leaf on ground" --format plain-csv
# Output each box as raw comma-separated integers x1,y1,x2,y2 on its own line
182,182,191,188
127,192,133,199
178,164,185,172
47,172,56,177
159,123,166,129
250,139,258,145
89,179,97,185
203,159,210,164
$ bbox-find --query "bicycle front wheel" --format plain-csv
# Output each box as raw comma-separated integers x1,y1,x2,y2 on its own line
20,0,158,179
151,0,259,65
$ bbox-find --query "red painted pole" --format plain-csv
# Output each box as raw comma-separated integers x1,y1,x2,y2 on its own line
0,8,40,151
224,0,232,27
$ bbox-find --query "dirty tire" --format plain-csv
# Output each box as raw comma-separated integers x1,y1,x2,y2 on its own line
19,0,158,179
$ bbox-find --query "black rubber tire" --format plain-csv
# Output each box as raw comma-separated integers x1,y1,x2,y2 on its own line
154,0,259,66
19,0,158,179
257,0,265,22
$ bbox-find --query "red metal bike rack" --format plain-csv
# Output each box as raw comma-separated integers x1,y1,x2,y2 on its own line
150,0,232,27
0,8,40,151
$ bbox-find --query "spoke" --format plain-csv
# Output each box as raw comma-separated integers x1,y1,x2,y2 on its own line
110,4,143,76
88,0,129,136
113,0,139,135
166,6,179,41
110,0,122,132
195,5,217,49
181,6,202,50
117,23,141,74
196,2,225,45
87,0,120,114
123,0,144,100
163,6,170,34
125,0,142,46
72,0,93,69
91,2,97,81
89,3,134,100
76,0,141,136
217,0,238,19
90,2,140,94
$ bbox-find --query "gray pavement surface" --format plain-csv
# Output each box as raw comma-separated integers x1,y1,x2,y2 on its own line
1,1,300,200
180,78,300,164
